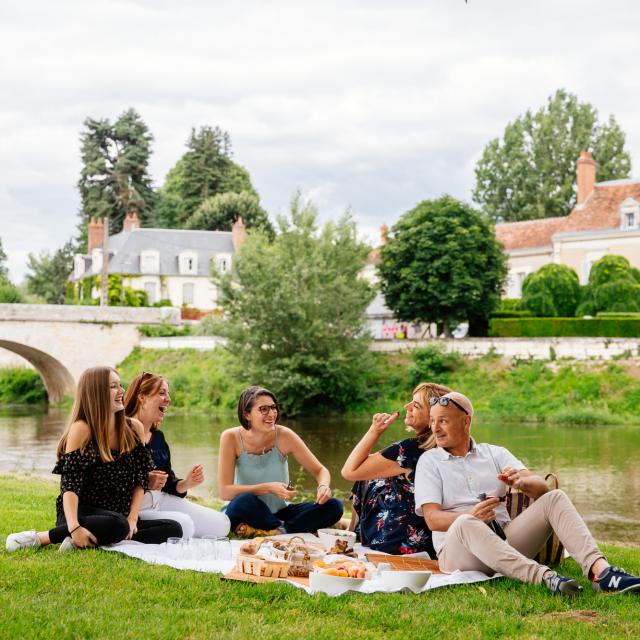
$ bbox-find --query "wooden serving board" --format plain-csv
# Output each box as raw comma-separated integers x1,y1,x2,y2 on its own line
365,554,443,574
222,570,310,586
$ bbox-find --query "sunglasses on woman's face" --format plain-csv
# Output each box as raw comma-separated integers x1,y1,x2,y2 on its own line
428,396,469,415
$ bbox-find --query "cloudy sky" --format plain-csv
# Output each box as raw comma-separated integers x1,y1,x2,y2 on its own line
2,0,640,282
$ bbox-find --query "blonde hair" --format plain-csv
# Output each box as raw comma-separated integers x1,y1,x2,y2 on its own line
412,382,452,450
123,371,166,432
56,366,139,463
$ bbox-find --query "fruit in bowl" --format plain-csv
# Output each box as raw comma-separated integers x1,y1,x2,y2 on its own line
317,528,357,551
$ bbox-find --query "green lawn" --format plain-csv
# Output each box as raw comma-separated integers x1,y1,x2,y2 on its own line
1,475,639,639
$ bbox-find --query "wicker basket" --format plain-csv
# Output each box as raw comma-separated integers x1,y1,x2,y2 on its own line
236,554,291,578
271,536,325,578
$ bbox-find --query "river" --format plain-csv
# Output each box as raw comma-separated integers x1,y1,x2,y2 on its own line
1,406,638,544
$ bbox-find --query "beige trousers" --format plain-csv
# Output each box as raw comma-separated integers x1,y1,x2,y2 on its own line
438,489,605,584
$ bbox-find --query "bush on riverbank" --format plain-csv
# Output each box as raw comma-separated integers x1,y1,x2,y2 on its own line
115,345,640,425
0,367,47,404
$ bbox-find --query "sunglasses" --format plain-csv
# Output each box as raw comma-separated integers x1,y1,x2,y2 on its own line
428,396,469,415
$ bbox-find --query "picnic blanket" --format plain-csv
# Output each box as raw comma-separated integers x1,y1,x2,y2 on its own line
103,534,499,595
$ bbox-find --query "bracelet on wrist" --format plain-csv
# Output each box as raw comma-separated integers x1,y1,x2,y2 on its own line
69,525,81,534
317,484,330,490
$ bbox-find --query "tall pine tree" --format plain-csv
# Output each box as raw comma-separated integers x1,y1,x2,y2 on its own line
77,109,155,242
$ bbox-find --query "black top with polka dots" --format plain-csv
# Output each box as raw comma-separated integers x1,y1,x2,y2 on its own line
52,438,154,518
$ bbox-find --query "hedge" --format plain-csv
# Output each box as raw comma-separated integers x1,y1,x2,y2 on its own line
489,317,640,337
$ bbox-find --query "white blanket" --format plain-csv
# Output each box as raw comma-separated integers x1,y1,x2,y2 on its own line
102,535,499,596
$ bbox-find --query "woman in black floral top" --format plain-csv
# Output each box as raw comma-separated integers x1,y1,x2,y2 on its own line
341,382,450,556
6,367,182,553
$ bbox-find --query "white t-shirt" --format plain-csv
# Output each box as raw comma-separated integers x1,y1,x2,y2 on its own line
414,439,526,554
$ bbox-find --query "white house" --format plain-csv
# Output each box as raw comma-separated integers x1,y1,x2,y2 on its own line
71,212,246,311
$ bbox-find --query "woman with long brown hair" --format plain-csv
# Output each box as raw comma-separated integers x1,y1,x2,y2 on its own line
341,382,451,556
124,372,230,539
6,367,182,552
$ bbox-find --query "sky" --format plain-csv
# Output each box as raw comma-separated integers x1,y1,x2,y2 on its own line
2,0,640,282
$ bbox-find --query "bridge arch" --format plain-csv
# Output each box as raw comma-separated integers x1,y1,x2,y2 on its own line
0,340,76,402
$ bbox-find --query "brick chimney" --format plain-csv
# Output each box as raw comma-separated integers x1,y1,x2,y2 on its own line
88,217,104,253
232,216,247,251
123,209,141,232
576,151,597,205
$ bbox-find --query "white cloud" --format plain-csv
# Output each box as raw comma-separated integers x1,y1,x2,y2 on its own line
2,0,640,281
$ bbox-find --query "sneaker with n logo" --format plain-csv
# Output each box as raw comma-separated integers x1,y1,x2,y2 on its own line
593,566,640,594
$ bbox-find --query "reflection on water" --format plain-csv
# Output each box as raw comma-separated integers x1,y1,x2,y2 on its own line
1,407,638,543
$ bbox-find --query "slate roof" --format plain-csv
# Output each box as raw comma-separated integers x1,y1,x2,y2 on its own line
76,228,235,278
495,178,640,251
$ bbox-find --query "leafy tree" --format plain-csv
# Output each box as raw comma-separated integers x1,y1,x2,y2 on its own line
214,195,375,415
378,196,507,336
184,191,272,234
173,126,257,225
0,237,22,303
25,240,76,304
152,159,186,228
474,89,631,222
0,238,8,280
521,264,581,317
577,255,640,315
78,108,156,239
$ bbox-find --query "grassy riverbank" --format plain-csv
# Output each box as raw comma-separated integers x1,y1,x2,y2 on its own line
1,475,639,640
115,346,640,424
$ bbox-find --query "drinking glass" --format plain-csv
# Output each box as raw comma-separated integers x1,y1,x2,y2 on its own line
166,537,182,560
201,535,218,560
216,536,232,561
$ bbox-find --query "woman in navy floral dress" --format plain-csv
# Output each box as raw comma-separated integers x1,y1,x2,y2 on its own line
341,382,450,556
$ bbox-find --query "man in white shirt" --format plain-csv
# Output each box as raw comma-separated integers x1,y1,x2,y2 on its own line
414,391,640,596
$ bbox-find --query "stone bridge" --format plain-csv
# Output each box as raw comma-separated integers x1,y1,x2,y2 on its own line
0,304,180,401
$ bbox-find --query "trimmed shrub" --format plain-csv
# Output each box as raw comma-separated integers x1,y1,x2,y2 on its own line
521,264,581,317
489,317,640,337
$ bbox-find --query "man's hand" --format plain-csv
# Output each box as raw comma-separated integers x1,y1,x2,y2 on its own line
498,466,525,490
148,470,168,491
468,497,501,523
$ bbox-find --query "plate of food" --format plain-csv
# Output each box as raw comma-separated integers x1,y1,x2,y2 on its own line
316,528,357,552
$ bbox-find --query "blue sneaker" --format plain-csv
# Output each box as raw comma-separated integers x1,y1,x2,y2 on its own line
593,566,640,594
543,571,583,597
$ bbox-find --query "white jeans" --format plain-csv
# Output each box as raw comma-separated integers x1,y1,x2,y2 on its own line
139,491,231,539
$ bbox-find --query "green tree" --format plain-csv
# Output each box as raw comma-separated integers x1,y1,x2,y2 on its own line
378,196,507,336
174,126,257,225
214,196,375,415
25,240,76,305
0,238,8,280
474,89,631,222
185,191,272,234
78,109,156,240
577,255,640,315
521,264,581,317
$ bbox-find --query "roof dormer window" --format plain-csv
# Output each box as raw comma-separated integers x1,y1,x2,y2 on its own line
179,251,198,275
619,197,639,230
140,249,160,274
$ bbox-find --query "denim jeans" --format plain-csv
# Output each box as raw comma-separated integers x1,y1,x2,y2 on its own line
226,492,343,533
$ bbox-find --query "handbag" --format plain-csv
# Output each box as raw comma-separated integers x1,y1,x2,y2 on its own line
505,473,565,566
484,445,564,566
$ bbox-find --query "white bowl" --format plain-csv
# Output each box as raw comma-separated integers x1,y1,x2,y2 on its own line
309,571,366,595
380,570,431,593
316,528,357,551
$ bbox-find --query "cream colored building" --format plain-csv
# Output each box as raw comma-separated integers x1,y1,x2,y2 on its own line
71,212,246,310
496,151,640,298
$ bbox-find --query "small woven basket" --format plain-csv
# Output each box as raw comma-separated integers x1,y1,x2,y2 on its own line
272,536,325,577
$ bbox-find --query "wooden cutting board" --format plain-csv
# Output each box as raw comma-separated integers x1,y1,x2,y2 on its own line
365,554,442,574
222,570,310,586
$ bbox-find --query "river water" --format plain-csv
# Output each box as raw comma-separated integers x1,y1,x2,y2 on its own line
1,407,638,544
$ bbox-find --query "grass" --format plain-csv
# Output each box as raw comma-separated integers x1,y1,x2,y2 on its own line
1,475,639,639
